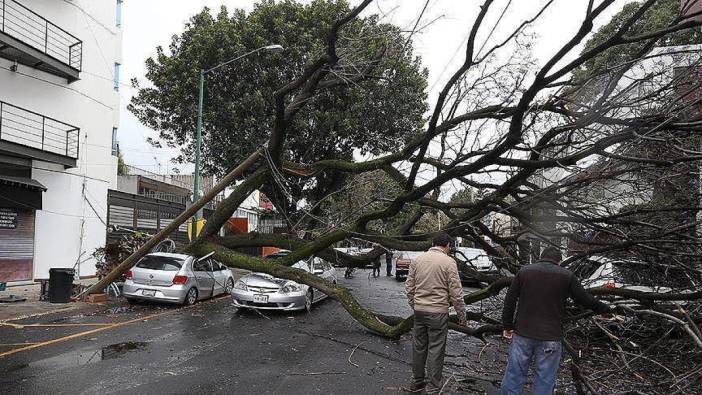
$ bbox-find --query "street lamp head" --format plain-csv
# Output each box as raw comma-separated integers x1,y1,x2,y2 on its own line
264,44,284,52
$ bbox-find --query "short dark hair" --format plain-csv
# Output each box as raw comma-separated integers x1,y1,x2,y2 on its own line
432,233,453,247
540,247,562,263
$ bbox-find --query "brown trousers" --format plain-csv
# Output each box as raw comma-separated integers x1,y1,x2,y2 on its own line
412,310,449,392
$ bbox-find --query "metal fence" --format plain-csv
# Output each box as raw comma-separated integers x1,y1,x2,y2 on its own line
123,165,225,210
107,190,214,246
0,100,79,158
0,0,82,70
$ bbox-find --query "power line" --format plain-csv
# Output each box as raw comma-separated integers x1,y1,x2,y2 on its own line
80,69,135,90
0,191,105,220
0,64,114,109
60,0,118,36
80,9,116,79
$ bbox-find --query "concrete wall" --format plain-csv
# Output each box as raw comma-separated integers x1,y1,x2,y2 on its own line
117,175,139,195
0,0,122,279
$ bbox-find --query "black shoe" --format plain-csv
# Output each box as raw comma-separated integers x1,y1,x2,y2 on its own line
406,382,425,393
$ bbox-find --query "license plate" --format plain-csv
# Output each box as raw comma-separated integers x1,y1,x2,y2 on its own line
253,294,268,303
142,290,156,297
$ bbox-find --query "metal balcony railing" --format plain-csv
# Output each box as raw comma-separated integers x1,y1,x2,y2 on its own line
0,101,79,159
0,0,82,70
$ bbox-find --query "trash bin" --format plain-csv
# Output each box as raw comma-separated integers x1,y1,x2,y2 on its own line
48,268,75,303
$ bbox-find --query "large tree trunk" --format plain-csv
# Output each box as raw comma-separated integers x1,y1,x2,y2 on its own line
189,240,414,338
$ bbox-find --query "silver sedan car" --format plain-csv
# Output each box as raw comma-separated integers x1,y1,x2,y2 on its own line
230,256,337,312
123,252,234,305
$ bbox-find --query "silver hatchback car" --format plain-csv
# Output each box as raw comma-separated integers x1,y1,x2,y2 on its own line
123,252,234,305
231,256,337,311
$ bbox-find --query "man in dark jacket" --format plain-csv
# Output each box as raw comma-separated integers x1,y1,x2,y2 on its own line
385,250,394,276
372,254,381,278
500,247,611,395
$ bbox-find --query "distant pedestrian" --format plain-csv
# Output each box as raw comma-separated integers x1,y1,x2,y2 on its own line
500,247,612,395
372,255,381,277
405,233,466,393
385,250,393,276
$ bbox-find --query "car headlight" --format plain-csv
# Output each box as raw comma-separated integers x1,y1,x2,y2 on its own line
233,280,248,292
281,283,302,294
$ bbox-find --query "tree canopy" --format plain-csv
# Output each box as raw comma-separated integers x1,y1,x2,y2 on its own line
128,0,427,177
574,0,702,81
93,2,702,392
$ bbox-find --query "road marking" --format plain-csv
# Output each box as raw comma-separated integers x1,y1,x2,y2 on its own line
0,310,171,358
0,322,115,329
0,295,229,358
0,343,39,347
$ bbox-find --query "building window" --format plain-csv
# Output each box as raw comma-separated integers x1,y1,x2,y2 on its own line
113,62,121,91
116,0,123,28
111,127,119,155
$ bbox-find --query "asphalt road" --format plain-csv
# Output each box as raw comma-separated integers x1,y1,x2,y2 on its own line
0,269,505,394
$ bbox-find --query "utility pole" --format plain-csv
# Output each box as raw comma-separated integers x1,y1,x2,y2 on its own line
190,44,283,240
192,69,204,239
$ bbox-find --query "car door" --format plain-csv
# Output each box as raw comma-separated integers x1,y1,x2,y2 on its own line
320,261,336,300
210,260,228,295
325,261,336,284
313,258,333,301
192,259,214,299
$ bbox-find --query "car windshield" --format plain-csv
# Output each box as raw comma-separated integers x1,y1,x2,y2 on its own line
292,261,311,272
575,256,694,288
454,248,489,262
135,256,184,271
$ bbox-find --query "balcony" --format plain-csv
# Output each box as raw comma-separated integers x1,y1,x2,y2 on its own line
0,100,79,167
0,0,82,82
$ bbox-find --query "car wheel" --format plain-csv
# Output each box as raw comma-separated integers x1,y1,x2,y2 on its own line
224,278,234,294
184,287,198,305
395,274,403,281
305,289,313,313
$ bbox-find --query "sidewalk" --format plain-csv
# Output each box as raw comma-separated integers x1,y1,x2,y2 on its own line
0,269,250,322
0,279,100,322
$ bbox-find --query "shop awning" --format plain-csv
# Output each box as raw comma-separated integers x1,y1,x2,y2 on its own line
0,175,46,210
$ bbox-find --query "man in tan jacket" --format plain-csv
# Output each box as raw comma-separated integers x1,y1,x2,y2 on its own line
405,233,466,393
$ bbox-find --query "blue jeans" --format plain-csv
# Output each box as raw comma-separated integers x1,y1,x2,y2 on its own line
500,334,562,395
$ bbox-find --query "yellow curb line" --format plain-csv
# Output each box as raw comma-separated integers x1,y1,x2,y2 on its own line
0,322,116,329
0,310,173,358
0,295,229,358
0,304,81,323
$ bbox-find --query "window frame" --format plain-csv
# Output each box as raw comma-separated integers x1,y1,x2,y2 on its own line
113,62,121,91
116,0,123,28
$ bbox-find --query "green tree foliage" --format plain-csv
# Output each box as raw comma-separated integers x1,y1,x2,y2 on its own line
128,0,427,177
574,0,702,82
449,187,473,214
117,151,129,176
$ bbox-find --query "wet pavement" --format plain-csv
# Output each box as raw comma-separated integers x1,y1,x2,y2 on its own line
0,280,98,321
0,269,505,394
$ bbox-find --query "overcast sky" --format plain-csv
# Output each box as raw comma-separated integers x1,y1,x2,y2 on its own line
117,0,628,174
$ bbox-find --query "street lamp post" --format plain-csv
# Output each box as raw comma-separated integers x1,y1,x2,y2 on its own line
191,44,284,240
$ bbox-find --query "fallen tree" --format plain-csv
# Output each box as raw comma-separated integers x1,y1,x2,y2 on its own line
106,0,702,391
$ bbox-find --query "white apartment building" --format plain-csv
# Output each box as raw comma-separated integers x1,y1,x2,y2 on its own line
0,0,123,283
